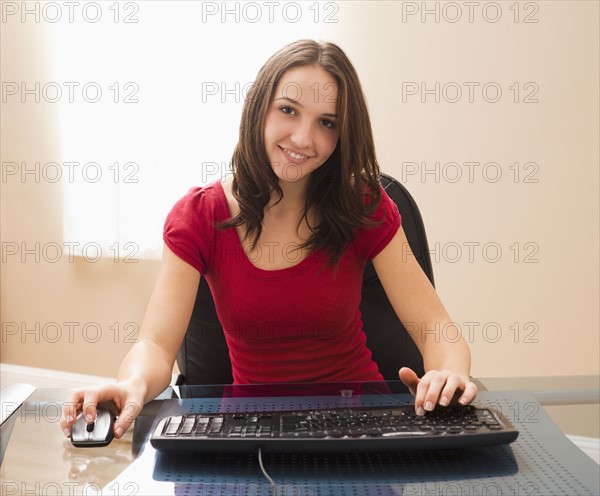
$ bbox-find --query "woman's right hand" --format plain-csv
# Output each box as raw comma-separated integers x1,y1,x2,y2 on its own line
60,246,201,441
60,379,145,440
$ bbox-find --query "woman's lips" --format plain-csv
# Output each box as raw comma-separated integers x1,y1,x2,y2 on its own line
279,146,315,165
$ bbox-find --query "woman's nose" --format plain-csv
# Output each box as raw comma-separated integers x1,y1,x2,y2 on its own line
290,122,313,149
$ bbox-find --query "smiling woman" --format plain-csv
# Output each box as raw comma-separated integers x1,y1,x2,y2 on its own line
61,39,477,441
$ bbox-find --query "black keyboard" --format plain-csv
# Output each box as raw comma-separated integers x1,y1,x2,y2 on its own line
150,404,519,453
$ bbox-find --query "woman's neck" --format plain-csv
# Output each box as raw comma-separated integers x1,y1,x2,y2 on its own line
267,177,310,214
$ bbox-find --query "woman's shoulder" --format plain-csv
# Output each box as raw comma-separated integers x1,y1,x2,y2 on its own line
353,182,402,260
181,178,225,201
359,181,395,217
165,178,231,229
174,178,228,210
164,179,228,275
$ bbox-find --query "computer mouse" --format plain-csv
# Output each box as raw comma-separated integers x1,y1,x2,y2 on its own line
71,407,115,447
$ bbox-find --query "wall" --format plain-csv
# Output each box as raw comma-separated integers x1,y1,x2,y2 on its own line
1,12,159,375
1,1,598,380
342,1,600,377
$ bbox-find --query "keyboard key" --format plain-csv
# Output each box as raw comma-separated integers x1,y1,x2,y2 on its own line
164,415,183,436
180,417,196,435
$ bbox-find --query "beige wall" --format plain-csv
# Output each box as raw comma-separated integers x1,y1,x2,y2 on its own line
1,2,598,380
1,14,160,376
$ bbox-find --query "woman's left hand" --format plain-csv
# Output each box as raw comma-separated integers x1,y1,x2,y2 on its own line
398,367,478,415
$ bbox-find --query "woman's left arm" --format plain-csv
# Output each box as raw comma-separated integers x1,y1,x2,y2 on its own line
372,225,478,414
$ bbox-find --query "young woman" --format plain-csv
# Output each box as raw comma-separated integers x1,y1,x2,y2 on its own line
61,39,477,440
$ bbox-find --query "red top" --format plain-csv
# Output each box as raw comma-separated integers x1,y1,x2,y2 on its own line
163,179,402,384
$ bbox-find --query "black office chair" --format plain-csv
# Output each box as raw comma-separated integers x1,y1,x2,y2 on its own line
176,172,433,385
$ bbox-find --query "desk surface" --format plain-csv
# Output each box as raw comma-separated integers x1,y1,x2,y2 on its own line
1,384,599,496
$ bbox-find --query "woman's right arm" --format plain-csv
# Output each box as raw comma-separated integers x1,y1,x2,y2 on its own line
60,244,200,438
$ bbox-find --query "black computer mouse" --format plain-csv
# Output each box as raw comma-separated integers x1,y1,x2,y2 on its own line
71,407,115,447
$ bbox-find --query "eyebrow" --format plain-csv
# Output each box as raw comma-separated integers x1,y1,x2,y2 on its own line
274,96,338,119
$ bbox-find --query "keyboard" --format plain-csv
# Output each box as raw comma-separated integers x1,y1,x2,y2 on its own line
150,404,519,453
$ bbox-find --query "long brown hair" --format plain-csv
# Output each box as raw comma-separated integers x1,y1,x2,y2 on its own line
219,39,382,267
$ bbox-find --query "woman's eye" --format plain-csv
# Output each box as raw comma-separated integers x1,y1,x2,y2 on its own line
320,119,336,129
280,106,295,115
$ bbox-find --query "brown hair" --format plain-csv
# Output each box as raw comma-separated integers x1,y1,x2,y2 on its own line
220,39,382,267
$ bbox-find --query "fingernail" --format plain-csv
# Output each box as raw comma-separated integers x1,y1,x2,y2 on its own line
63,428,71,437
416,406,425,416
459,397,467,405
86,414,94,422
425,401,434,411
439,397,449,407
115,427,124,438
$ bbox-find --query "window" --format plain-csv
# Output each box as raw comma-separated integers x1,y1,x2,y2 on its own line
53,2,340,259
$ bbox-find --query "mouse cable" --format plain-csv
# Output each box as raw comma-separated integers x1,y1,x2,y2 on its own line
257,447,276,495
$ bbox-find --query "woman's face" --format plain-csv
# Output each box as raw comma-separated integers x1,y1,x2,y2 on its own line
263,64,340,187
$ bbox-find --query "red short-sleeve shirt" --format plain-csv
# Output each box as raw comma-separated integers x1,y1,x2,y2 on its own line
164,180,401,384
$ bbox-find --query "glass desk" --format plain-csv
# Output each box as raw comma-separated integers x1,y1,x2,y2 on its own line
1,381,599,495
0,388,135,495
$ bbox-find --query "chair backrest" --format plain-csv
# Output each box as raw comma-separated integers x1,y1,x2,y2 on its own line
176,173,433,384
